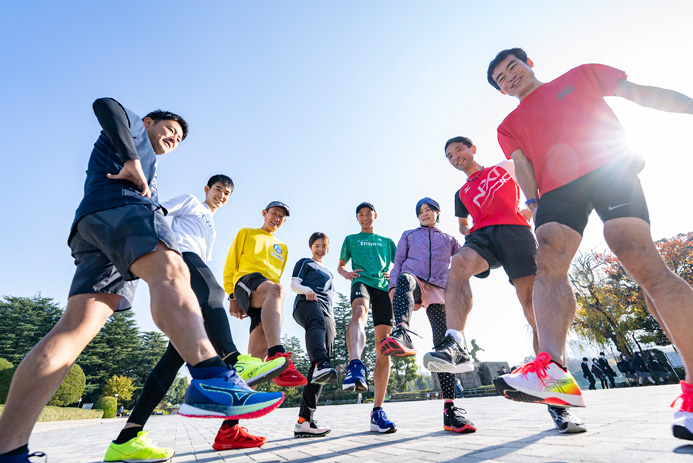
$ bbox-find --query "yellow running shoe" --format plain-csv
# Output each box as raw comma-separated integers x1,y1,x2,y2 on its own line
234,354,288,387
103,431,173,462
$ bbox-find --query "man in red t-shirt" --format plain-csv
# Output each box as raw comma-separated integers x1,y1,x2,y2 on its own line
488,47,693,441
425,136,587,433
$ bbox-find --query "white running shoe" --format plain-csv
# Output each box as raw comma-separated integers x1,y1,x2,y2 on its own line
493,352,585,408
672,380,693,440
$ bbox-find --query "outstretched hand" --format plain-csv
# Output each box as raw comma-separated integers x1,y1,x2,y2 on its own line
107,159,151,197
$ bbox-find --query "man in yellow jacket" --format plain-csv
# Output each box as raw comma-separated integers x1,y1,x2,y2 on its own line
224,201,307,387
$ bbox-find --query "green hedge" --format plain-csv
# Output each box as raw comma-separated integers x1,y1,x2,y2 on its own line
94,396,117,419
0,367,16,403
0,405,103,421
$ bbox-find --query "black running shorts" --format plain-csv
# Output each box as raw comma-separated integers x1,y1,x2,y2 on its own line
463,224,537,282
68,205,179,310
350,282,394,327
535,159,650,235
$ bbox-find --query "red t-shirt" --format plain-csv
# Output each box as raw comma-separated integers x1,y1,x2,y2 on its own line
497,64,632,194
458,160,530,234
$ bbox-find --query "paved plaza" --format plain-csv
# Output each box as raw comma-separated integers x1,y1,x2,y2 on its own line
27,384,693,462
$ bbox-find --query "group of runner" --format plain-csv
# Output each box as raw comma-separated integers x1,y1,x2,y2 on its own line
1,46,693,463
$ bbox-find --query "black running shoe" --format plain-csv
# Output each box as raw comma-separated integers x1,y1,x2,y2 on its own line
379,325,417,357
423,334,474,373
311,360,337,385
444,406,476,433
547,405,587,433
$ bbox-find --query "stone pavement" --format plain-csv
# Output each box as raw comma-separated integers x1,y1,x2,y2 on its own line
27,384,693,462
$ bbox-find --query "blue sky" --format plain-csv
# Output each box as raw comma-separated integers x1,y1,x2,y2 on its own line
2,1,693,367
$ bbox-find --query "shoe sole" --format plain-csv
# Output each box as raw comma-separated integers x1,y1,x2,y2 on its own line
104,456,172,463
241,360,290,387
179,394,284,419
423,354,474,373
312,370,337,385
370,423,397,433
673,425,693,440
556,421,587,434
342,379,368,392
444,424,477,433
212,440,266,450
294,429,332,438
379,338,416,357
493,377,586,408
273,377,308,387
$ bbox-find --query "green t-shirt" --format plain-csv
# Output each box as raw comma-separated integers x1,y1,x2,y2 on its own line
339,232,396,291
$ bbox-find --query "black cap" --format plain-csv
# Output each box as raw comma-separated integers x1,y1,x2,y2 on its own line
356,202,375,214
265,201,290,216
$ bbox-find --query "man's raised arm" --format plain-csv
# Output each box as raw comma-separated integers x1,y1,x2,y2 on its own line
615,80,693,114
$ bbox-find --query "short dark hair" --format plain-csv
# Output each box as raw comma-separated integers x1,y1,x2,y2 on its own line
444,136,473,154
487,48,529,90
144,109,189,140
599,352,605,356
583,357,588,362
309,232,328,248
207,174,234,190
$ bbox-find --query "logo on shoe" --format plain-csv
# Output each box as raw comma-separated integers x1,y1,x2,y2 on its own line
199,384,254,404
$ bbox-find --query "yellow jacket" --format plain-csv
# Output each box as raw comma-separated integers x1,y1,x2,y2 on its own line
223,228,288,293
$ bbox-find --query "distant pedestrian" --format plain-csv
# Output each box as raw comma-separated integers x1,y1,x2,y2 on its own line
598,352,617,388
581,358,596,390
633,352,656,386
648,352,670,385
591,358,609,389
617,354,638,387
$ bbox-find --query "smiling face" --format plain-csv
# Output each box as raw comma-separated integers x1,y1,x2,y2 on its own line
417,204,438,227
261,206,287,233
144,118,184,154
204,181,233,212
356,207,376,232
491,55,541,100
310,237,329,262
445,142,479,176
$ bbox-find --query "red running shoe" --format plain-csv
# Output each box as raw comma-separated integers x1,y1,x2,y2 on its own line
268,352,308,387
212,424,267,450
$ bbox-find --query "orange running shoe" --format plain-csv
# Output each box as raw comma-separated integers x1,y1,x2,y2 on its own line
268,352,308,387
212,424,266,450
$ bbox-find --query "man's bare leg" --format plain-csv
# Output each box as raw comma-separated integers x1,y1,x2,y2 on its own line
533,223,582,365
248,324,269,360
513,275,539,354
444,249,489,332
347,299,368,360
130,244,217,365
373,324,392,408
604,218,693,382
0,294,117,453
249,281,285,350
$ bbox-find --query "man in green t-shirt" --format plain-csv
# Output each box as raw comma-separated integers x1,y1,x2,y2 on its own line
337,202,397,433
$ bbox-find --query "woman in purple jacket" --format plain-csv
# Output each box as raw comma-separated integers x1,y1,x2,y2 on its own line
379,198,474,433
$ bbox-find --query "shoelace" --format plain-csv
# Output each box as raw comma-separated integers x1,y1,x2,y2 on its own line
432,334,457,351
671,391,693,411
448,406,468,417
516,352,551,386
224,368,254,392
344,360,369,377
393,323,423,340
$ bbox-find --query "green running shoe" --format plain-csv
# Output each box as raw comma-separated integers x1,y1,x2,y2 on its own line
234,354,288,387
103,431,173,462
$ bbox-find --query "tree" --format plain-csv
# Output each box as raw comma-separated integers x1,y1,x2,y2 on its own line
389,355,419,392
131,331,168,387
570,232,693,354
165,376,189,405
0,295,63,365
48,363,86,406
103,375,135,405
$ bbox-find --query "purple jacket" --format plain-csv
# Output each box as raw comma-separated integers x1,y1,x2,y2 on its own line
388,226,462,291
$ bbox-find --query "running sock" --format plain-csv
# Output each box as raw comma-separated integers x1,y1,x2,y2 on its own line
221,420,239,429
445,329,464,346
268,345,286,358
192,356,227,369
1,445,28,456
373,407,382,412
444,401,454,410
298,417,307,424
222,351,241,366
114,426,143,444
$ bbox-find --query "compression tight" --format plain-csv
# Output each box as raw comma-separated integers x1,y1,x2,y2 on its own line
392,273,420,328
427,303,455,400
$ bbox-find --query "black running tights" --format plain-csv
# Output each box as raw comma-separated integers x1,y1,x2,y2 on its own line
426,304,455,401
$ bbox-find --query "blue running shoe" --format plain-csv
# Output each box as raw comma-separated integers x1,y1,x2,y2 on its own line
370,408,397,433
0,451,46,463
179,366,284,419
342,359,368,392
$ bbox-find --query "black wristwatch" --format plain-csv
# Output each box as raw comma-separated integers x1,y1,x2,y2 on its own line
228,293,235,301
